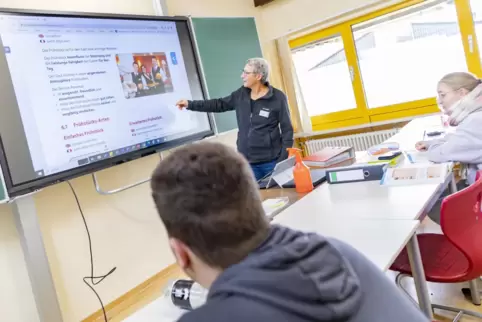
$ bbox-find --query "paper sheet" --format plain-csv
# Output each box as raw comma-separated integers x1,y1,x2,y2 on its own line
262,197,290,218
404,150,432,164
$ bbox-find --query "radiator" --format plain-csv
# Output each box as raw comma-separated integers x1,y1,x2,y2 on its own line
305,129,400,155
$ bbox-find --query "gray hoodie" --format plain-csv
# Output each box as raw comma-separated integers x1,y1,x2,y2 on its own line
426,110,482,185
178,225,428,322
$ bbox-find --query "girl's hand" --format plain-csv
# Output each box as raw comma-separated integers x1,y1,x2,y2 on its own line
415,142,428,151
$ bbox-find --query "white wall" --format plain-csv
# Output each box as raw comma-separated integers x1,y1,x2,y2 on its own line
0,0,156,14
166,0,257,17
0,205,39,322
257,0,404,40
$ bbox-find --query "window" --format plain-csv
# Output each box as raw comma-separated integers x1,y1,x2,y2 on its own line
292,35,356,116
353,1,467,109
289,0,482,131
471,0,482,64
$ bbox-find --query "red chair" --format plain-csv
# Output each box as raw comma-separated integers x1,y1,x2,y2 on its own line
390,171,482,320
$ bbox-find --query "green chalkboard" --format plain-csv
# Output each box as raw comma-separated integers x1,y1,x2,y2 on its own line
191,17,263,133
0,164,7,202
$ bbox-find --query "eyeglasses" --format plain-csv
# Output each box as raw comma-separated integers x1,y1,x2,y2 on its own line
438,90,457,100
242,70,256,75
438,92,448,99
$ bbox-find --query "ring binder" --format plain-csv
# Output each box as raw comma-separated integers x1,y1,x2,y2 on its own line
326,163,388,184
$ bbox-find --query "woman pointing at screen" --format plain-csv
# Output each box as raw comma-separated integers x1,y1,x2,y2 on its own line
176,58,294,181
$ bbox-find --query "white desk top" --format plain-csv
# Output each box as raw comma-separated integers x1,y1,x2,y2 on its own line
293,114,450,221
125,217,420,322
388,115,453,150
123,296,186,322
272,214,420,271
278,180,441,220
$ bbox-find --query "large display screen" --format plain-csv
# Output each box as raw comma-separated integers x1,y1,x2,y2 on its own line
0,10,214,196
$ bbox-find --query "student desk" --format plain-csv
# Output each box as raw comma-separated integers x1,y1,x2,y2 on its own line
124,214,421,322
393,116,455,148
267,184,432,317
260,186,307,204
123,295,186,322
271,214,420,271
283,180,441,221
268,115,456,319
124,198,420,322
125,190,423,322
126,116,450,321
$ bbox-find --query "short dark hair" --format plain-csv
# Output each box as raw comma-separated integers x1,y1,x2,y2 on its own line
151,142,269,269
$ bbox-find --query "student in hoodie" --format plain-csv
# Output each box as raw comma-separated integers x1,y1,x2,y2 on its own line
150,141,428,322
415,72,482,224
175,58,294,181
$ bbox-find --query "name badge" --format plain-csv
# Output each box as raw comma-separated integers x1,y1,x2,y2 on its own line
259,109,270,118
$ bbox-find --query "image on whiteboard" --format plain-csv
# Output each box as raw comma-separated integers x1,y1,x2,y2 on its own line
116,52,174,99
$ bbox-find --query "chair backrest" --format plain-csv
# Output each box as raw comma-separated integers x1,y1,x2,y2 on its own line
440,171,482,280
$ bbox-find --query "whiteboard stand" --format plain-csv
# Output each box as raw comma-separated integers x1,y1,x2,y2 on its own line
92,172,151,195
11,195,63,322
92,151,164,195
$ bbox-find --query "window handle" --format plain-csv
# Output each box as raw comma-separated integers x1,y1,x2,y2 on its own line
468,34,474,53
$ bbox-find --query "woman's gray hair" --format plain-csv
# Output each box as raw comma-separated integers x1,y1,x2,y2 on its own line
246,58,270,84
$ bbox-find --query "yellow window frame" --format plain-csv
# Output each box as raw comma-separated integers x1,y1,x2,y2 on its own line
291,25,370,129
289,0,482,131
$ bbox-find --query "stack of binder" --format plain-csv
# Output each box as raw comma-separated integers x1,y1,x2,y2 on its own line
326,163,388,184
303,146,355,168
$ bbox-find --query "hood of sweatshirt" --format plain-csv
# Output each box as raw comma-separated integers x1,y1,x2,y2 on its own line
208,224,362,321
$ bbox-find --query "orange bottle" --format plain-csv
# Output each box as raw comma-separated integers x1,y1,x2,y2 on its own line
288,149,295,158
287,148,313,193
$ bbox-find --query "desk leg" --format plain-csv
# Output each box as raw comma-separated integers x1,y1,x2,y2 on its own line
12,196,63,322
450,173,458,194
406,234,433,319
469,279,481,305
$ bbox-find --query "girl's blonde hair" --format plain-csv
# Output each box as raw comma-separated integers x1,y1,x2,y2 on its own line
439,72,481,92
